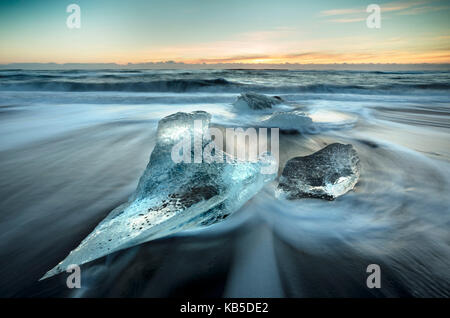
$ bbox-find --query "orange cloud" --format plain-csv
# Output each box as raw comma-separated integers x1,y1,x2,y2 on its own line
184,50,450,64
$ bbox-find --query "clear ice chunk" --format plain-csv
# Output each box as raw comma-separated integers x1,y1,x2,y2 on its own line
261,110,313,132
277,143,360,200
233,92,283,110
41,111,275,279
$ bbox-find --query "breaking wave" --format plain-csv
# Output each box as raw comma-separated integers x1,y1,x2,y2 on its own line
1,70,449,94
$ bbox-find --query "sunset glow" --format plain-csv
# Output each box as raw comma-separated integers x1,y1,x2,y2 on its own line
0,0,449,65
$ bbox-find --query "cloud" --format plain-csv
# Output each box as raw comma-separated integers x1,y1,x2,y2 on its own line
396,5,450,15
433,35,450,40
320,0,441,23
380,1,429,12
194,55,271,63
328,17,366,23
186,49,450,64
320,8,363,16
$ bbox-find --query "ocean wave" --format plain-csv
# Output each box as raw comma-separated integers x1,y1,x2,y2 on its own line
0,71,449,95
293,83,450,93
0,78,237,92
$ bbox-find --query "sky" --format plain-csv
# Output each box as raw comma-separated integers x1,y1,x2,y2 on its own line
0,0,449,65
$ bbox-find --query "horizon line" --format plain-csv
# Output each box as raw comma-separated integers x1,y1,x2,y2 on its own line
1,62,450,71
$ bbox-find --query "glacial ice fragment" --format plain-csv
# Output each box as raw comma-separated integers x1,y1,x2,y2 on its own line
41,111,275,280
277,143,360,200
262,110,314,132
233,92,283,110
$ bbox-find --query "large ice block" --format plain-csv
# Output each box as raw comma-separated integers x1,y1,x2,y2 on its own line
41,111,275,279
